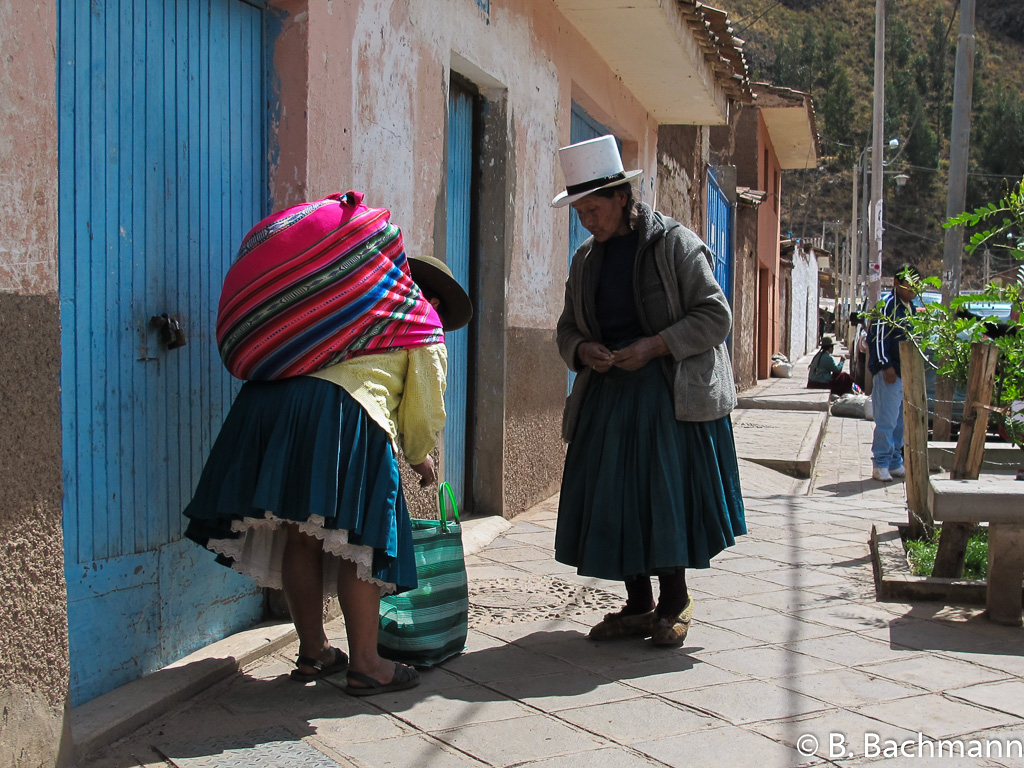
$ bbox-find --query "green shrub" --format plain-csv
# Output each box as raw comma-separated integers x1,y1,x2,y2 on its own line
906,526,989,579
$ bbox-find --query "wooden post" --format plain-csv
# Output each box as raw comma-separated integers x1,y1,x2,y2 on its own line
932,376,956,442
900,341,932,540
932,342,1000,577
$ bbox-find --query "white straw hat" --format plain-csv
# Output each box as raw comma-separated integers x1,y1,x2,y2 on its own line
551,135,642,208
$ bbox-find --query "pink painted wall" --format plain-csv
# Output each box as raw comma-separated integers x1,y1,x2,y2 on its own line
269,0,660,331
756,114,783,366
0,2,59,295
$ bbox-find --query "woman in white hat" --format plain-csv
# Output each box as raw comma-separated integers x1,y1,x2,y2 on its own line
553,136,746,647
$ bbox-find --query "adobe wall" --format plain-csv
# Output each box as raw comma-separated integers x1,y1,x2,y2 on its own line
0,1,72,764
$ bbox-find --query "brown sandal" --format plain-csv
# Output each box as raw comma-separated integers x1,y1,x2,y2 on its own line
290,646,348,682
589,608,657,640
652,597,694,647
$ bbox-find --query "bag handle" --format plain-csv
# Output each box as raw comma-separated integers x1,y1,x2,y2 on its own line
438,481,459,531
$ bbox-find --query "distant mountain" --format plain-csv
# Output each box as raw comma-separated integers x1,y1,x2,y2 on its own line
716,0,1024,286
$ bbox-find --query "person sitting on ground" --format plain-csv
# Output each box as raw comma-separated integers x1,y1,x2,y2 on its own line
807,336,857,397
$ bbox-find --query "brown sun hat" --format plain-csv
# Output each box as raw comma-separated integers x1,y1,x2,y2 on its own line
407,255,473,332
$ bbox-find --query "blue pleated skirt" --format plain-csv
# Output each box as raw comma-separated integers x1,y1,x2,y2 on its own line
555,360,746,581
184,377,417,594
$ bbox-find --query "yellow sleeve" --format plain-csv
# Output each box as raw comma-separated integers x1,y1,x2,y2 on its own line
397,344,448,464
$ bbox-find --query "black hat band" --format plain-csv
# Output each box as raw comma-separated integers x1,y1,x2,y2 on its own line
565,171,627,196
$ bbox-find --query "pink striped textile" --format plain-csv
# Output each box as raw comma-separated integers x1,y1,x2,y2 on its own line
217,191,443,381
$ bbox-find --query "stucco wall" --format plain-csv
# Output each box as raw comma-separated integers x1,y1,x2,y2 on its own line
270,0,661,517
0,4,69,763
787,246,819,361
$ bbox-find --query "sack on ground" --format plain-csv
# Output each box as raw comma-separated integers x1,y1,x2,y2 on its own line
378,482,468,667
770,354,793,378
831,393,868,419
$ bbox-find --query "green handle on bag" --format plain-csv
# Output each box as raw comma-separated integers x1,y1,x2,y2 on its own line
438,481,459,531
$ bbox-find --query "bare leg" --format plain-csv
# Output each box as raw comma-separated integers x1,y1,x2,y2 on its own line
282,524,333,674
336,557,398,685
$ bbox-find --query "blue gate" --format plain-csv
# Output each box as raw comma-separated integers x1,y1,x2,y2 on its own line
706,169,733,305
444,80,474,511
58,0,269,704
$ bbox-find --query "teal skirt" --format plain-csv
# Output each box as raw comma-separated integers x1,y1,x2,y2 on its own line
184,377,417,593
555,360,746,581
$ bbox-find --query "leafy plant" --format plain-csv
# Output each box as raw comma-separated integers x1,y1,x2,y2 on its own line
906,526,989,579
866,176,1024,447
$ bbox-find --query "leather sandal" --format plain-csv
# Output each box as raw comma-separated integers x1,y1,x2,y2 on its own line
344,662,420,697
652,596,694,647
589,608,657,640
290,646,348,682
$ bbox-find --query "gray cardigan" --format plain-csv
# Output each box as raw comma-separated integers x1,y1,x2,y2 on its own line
556,202,737,442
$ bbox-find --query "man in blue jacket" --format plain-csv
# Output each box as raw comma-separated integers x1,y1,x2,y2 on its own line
867,264,921,481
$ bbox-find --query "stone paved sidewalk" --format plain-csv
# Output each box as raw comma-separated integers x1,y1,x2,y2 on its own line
82,404,1024,768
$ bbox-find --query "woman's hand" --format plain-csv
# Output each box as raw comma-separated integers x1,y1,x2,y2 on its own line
410,456,436,487
612,335,669,371
578,341,615,373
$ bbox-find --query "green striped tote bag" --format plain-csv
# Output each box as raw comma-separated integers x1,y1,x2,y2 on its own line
378,482,469,666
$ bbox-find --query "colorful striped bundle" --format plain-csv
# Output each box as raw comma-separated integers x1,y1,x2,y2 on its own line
217,191,444,381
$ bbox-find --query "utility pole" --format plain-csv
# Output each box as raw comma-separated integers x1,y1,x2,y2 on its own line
867,0,885,307
851,160,859,316
943,0,976,303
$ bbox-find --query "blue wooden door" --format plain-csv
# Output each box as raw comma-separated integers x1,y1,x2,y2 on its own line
444,81,473,510
706,170,733,305
567,103,617,391
58,0,268,705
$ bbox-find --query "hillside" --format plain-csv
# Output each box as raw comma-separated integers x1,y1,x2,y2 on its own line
714,0,1024,286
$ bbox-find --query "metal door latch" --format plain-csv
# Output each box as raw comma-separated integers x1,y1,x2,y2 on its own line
150,314,187,350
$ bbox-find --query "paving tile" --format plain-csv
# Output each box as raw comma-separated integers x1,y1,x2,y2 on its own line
557,696,719,744
852,693,1019,739
479,545,552,563
473,618,588,645
783,632,914,667
335,732,487,768
514,746,665,768
694,572,789,599
750,708,921,763
682,621,766,652
794,602,904,633
530,633,685,672
939,649,1024,678
780,668,922,708
504,531,556,549
859,655,1010,693
431,714,605,767
601,657,746,693
694,597,778,621
947,680,1024,719
488,670,641,712
372,686,533,731
696,645,839,681
663,679,829,725
306,709,413,745
714,613,840,644
750,567,851,590
440,642,580,683
635,724,821,768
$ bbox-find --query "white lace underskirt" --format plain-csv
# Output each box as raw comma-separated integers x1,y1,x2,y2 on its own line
206,511,397,596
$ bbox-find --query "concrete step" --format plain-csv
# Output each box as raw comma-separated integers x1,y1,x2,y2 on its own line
731,407,828,479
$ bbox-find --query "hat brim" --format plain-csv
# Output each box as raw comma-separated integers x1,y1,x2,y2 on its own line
408,258,474,332
551,169,643,208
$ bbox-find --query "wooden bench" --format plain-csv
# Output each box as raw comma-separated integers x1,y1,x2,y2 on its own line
929,475,1024,626
928,442,1024,473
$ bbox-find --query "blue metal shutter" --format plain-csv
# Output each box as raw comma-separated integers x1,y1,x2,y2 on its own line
58,0,268,704
706,169,733,305
444,81,473,509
